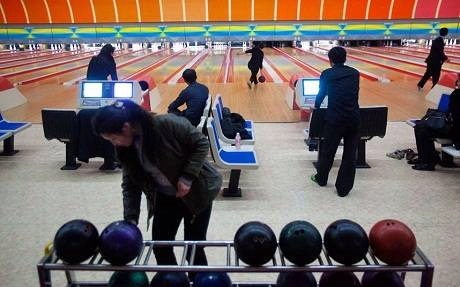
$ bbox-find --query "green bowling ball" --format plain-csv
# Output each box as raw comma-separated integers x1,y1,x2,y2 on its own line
108,271,149,287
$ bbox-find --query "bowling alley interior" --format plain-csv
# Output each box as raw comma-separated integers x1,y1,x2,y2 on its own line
0,0,459,286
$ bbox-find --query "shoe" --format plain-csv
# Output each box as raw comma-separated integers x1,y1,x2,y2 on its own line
405,149,418,161
386,150,405,160
412,163,435,171
407,158,421,165
246,81,252,89
310,174,326,186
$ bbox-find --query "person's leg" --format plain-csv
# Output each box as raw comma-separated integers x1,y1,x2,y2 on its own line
335,125,359,197
315,123,344,186
413,124,439,170
431,65,442,87
417,65,433,89
183,203,212,266
151,194,183,265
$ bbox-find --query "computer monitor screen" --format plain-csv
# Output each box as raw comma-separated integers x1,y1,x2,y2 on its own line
437,93,450,113
114,82,133,98
82,82,103,98
302,79,320,96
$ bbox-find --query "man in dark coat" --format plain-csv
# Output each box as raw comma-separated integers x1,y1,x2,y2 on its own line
167,69,209,127
86,44,118,81
417,28,448,90
245,42,264,89
311,46,361,197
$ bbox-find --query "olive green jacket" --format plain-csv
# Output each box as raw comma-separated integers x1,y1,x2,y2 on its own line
117,114,222,225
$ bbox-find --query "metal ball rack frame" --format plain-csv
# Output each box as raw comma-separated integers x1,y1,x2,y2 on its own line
37,240,434,287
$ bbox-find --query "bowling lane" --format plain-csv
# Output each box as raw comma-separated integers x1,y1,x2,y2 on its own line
36,49,171,85
146,50,196,83
8,49,145,84
193,50,225,84
263,48,318,79
0,50,99,73
359,47,460,70
0,50,58,61
280,48,432,120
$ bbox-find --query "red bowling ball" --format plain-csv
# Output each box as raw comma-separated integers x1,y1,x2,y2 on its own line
369,219,416,265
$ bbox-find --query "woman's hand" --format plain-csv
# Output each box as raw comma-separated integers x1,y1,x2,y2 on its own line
177,179,192,198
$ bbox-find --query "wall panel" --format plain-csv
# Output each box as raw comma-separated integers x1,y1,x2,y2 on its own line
345,0,367,20
438,0,460,18
299,0,321,20
254,0,275,21
0,0,28,23
69,0,94,23
323,0,345,20
23,0,49,23
163,0,183,22
138,0,161,22
186,0,206,21
92,0,116,22
277,0,297,21
231,0,251,21
47,0,72,23
208,0,229,21
414,0,438,19
116,0,138,22
391,0,415,19
368,0,392,20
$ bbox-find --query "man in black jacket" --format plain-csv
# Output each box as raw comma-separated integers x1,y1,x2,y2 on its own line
86,44,118,81
168,69,209,127
311,46,360,197
245,42,264,89
417,28,448,90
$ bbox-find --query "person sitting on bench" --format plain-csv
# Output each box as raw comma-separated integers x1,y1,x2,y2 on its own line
310,46,360,197
167,69,209,127
411,77,460,171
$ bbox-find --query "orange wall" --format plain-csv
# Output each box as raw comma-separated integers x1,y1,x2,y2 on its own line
47,0,72,23
277,0,298,20
323,0,345,20
254,0,274,21
163,0,183,22
232,0,251,21
92,0,116,23
23,0,49,23
117,0,138,22
69,0,94,23
0,0,28,23
438,0,460,18
345,0,367,20
299,0,321,20
208,0,228,21
368,0,392,20
391,0,416,19
138,0,161,22
186,0,206,21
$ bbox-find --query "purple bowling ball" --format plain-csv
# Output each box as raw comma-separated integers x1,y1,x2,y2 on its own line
99,221,143,265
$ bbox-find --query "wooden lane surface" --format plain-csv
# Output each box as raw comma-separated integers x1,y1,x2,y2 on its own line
192,50,225,84
5,49,143,85
144,51,196,85
366,47,460,67
263,48,317,79
281,48,433,121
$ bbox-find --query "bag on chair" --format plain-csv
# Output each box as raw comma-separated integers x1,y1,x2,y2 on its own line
421,108,451,134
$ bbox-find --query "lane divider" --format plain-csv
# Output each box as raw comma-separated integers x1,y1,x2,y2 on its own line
389,46,460,61
2,48,132,78
125,49,185,80
63,49,171,85
0,50,66,61
346,47,459,74
367,47,460,66
294,47,387,82
16,49,143,85
0,50,77,65
263,56,289,83
163,50,208,84
272,47,321,77
226,48,234,83
177,51,209,83
216,48,229,83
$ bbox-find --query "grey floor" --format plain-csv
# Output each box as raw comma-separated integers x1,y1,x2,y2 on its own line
0,122,459,286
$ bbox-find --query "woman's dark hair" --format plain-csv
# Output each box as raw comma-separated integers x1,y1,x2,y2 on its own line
439,27,448,37
138,80,149,91
99,44,115,57
328,46,347,64
92,100,154,136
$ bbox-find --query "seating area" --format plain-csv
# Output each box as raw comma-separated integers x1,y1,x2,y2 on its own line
308,106,388,168
0,111,31,155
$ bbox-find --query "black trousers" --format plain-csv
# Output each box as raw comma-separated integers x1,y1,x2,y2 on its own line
152,193,212,266
316,122,359,197
414,122,450,165
418,63,442,88
249,68,259,84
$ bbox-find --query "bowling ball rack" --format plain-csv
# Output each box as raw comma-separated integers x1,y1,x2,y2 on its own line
37,240,434,287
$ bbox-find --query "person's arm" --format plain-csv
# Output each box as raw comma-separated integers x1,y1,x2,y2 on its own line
167,90,188,113
245,48,254,54
315,72,328,108
121,169,142,224
110,61,118,80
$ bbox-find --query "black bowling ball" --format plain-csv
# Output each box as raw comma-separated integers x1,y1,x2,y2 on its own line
234,221,277,266
150,272,190,287
361,271,405,287
279,220,322,266
53,219,99,264
277,272,317,287
319,272,361,287
324,219,369,265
